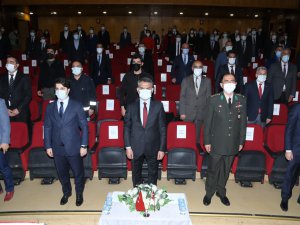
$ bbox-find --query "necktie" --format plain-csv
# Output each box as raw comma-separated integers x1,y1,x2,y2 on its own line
252,37,256,45
228,98,232,109
9,74,14,89
258,83,262,113
184,55,187,65
98,55,101,65
211,41,214,49
59,102,64,118
195,76,199,89
243,42,246,53
230,66,234,75
143,102,148,128
283,64,287,77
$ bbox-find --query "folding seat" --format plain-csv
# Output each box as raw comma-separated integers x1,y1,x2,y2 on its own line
41,100,55,121
96,84,117,101
161,100,178,124
0,122,30,184
154,72,172,86
82,63,89,75
264,124,289,188
111,61,125,86
153,84,163,100
165,121,199,184
96,121,127,183
271,103,288,125
165,84,181,101
232,124,271,187
29,99,41,122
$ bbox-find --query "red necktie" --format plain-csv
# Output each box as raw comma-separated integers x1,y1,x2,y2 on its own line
143,102,148,128
258,83,262,113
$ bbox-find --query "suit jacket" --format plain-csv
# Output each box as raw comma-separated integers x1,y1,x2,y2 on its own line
247,35,260,58
89,53,112,85
171,54,195,84
119,32,132,48
25,37,40,59
124,99,166,158
44,99,88,156
215,64,244,93
141,51,154,77
244,81,274,122
0,99,10,144
204,93,247,156
234,40,251,68
179,75,212,121
59,31,73,53
267,62,297,100
36,42,49,62
67,40,87,63
85,34,98,55
205,40,220,61
285,103,300,155
214,51,228,78
98,30,110,49
0,71,32,121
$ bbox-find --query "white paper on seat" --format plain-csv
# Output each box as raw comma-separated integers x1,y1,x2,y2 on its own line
252,63,258,69
167,65,172,73
106,99,115,111
260,54,264,59
21,54,27,61
246,127,254,141
251,57,256,63
157,59,162,66
109,53,113,59
64,60,69,67
102,85,110,95
293,91,299,101
127,58,131,65
177,125,186,139
161,101,169,112
203,65,208,73
120,73,125,82
108,126,118,139
0,60,2,67
131,52,135,56
243,76,248,84
116,45,120,50
31,60,37,67
161,73,167,82
106,50,110,54
23,66,29,74
156,44,160,49
194,55,198,60
273,104,280,116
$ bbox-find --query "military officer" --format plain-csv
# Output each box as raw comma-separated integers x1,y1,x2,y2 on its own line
203,73,247,206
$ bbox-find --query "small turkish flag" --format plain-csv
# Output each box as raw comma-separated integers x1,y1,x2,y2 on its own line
135,191,145,211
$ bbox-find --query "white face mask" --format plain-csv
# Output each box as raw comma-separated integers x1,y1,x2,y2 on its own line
241,35,247,41
176,37,181,42
56,90,68,100
257,75,267,83
73,34,79,40
40,39,46,43
225,46,233,52
138,89,152,101
30,32,35,37
72,67,82,76
138,47,145,53
235,36,240,42
194,68,202,76
228,57,236,65
6,63,16,73
64,26,69,31
222,83,236,94
96,48,103,54
182,48,189,54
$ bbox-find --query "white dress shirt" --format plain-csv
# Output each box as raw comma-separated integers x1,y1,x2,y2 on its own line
57,97,69,114
256,80,265,93
194,75,201,94
140,98,150,126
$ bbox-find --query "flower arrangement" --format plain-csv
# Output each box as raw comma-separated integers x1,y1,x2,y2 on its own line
118,184,171,214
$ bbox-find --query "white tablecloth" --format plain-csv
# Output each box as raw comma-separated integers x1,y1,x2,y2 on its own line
99,192,193,225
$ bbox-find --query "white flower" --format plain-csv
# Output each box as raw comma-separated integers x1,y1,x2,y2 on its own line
133,196,137,203
152,185,158,192
158,199,164,205
150,198,155,205
132,188,138,195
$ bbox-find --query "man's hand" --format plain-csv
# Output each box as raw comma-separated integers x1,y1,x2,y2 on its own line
288,96,294,103
126,147,133,159
266,119,272,124
0,143,9,153
239,145,243,151
80,147,87,157
285,151,293,161
157,151,165,160
37,90,43,97
12,109,20,116
121,106,126,117
180,114,186,120
88,109,94,117
171,78,176,84
46,148,53,157
205,144,211,153
8,109,14,117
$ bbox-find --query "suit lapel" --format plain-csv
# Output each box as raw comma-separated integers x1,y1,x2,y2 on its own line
62,99,72,123
145,99,155,129
53,101,61,122
12,72,22,88
136,100,142,127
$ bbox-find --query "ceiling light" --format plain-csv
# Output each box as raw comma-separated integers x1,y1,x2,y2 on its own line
230,13,234,17
128,11,132,14
154,11,158,15
205,12,209,16
254,14,259,18
179,12,183,15
78,11,82,15
29,12,34,15
50,11,57,15
103,11,107,14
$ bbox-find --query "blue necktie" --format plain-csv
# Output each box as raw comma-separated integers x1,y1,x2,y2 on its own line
59,102,64,118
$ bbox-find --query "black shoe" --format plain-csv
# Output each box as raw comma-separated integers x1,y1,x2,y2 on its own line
60,193,71,205
76,193,83,206
203,195,211,206
298,195,300,204
216,192,230,206
280,200,288,211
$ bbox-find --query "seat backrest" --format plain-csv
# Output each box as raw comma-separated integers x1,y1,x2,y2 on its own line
264,124,285,153
31,121,44,148
271,104,288,124
96,84,117,101
41,100,54,121
88,121,97,149
165,85,181,101
243,124,264,152
29,100,40,121
97,99,122,121
10,122,29,148
161,100,177,115
98,121,124,148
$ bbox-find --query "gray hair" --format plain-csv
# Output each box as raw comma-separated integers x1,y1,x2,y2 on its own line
138,76,154,87
256,66,267,74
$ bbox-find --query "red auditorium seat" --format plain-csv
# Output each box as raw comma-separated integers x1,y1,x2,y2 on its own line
97,99,122,121
29,99,40,121
96,84,117,101
271,103,288,124
154,84,163,100
165,84,181,101
41,100,55,121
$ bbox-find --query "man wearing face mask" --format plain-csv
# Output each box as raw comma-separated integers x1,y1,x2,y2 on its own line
38,46,66,100
74,24,86,41
219,32,229,51
119,26,132,49
89,43,112,86
246,28,260,58
86,27,98,56
98,24,110,49
44,77,88,206
139,24,149,43
234,33,251,68
36,36,49,63
187,28,197,51
168,34,182,62
67,31,87,64
214,41,234,79
268,48,297,104
124,76,166,187
59,24,72,53
26,29,39,59
195,28,207,58
69,61,96,119
265,32,278,61
216,50,243,93
266,46,283,69
179,60,212,142
136,43,154,78
203,73,247,206
244,67,274,127
8,29,19,50
142,30,155,52
205,33,220,61
120,54,153,117
171,43,195,84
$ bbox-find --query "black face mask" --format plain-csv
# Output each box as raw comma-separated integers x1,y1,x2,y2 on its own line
133,63,141,71
47,53,55,59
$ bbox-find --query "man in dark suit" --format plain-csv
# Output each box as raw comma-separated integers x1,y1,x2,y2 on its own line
205,34,220,61
280,103,300,211
203,73,247,206
85,27,98,56
44,77,88,206
59,24,73,53
119,26,132,48
171,43,195,84
247,28,261,58
124,76,166,186
98,24,110,49
216,50,244,94
89,43,112,86
67,32,87,64
36,36,49,63
179,60,212,142
244,66,274,127
267,48,297,104
137,43,154,78
25,30,40,59
74,24,86,41
0,56,32,123
234,33,251,68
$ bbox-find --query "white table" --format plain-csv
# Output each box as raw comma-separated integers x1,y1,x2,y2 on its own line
99,192,193,225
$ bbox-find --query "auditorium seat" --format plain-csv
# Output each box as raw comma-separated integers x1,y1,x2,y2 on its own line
154,84,163,100
41,100,54,121
270,103,288,125
165,121,198,184
165,84,181,101
161,100,178,124
95,84,117,101
29,99,41,121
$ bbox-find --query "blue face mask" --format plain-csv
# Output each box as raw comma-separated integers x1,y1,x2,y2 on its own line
182,48,189,55
275,51,282,58
282,55,290,63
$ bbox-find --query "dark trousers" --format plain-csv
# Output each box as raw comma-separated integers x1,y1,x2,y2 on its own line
205,153,234,198
281,153,300,201
275,91,288,105
132,153,159,187
0,152,14,192
54,154,85,195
